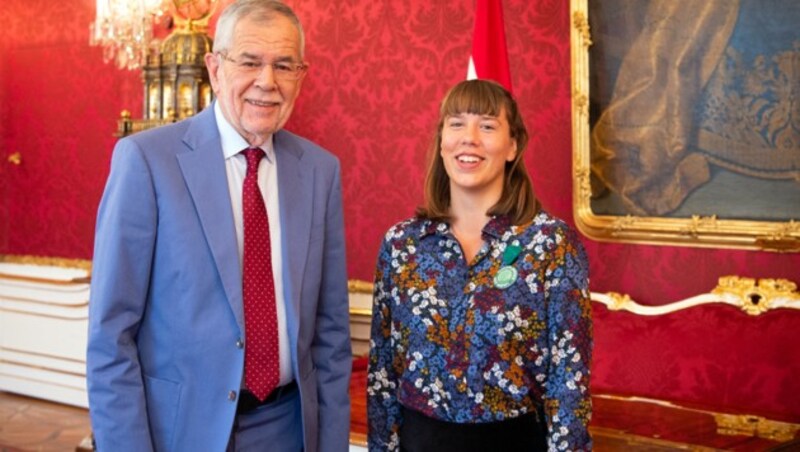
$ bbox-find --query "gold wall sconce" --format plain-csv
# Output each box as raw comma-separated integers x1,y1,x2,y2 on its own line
7,152,22,166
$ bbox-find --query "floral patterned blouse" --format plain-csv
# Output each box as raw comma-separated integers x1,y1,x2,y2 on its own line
367,212,592,451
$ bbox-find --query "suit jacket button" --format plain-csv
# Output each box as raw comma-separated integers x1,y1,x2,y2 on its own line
228,390,237,401
236,339,244,349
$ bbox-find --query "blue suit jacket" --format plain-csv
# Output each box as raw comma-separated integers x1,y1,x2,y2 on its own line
87,106,352,452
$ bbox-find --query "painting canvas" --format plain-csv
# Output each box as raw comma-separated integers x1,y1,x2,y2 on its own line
570,0,800,251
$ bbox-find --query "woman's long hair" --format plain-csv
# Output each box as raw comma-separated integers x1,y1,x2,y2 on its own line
416,79,538,225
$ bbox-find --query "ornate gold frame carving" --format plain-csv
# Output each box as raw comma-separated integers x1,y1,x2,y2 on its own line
569,0,800,252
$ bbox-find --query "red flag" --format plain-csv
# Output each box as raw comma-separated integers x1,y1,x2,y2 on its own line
467,0,513,93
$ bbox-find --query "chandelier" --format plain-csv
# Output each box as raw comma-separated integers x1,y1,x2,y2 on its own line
112,0,218,136
90,0,172,70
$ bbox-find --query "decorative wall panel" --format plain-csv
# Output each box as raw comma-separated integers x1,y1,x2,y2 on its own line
0,258,91,408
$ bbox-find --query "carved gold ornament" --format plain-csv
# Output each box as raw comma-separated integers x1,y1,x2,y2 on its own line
595,394,800,443
7,152,22,165
348,279,374,294
572,11,592,47
712,276,800,315
714,413,800,442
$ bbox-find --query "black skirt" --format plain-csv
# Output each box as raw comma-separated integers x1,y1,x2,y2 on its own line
398,406,547,452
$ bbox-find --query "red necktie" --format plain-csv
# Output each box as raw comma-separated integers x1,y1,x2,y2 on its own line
241,148,280,401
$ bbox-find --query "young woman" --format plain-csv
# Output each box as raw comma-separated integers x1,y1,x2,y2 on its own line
368,79,592,452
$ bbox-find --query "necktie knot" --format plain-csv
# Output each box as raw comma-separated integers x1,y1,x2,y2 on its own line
242,148,265,175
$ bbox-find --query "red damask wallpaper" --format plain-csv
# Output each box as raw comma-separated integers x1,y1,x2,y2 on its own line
2,0,799,421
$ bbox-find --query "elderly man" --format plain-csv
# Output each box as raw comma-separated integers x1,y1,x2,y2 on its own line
87,1,351,451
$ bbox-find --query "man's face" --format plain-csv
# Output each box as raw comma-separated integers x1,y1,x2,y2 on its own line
205,15,306,147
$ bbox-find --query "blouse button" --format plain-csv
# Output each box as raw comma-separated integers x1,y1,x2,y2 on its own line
228,390,237,401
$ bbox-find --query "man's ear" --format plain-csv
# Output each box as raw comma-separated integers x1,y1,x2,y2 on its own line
204,52,221,92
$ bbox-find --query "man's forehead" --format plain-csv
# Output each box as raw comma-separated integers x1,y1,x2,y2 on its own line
230,17,300,54
233,14,298,38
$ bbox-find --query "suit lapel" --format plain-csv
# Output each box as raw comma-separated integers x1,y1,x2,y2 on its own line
275,131,312,341
176,108,245,331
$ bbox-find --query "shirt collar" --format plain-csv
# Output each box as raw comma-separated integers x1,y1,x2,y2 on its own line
214,102,275,163
482,215,513,239
418,215,512,239
418,218,446,238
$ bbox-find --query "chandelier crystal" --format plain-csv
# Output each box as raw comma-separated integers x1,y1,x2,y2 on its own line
90,0,171,70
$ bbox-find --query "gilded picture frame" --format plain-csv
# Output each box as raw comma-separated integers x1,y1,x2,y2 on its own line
570,0,800,252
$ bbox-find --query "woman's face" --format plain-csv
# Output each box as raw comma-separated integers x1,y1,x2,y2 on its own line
440,108,517,199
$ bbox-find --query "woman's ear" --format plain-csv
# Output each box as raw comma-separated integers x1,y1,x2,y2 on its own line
506,139,518,162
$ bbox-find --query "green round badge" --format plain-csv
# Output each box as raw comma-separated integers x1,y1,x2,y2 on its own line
494,265,518,289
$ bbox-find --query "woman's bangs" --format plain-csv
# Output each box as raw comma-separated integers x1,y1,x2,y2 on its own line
441,82,503,118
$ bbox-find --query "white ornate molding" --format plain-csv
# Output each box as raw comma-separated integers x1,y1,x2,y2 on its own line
0,256,91,408
593,276,800,316
348,275,800,317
